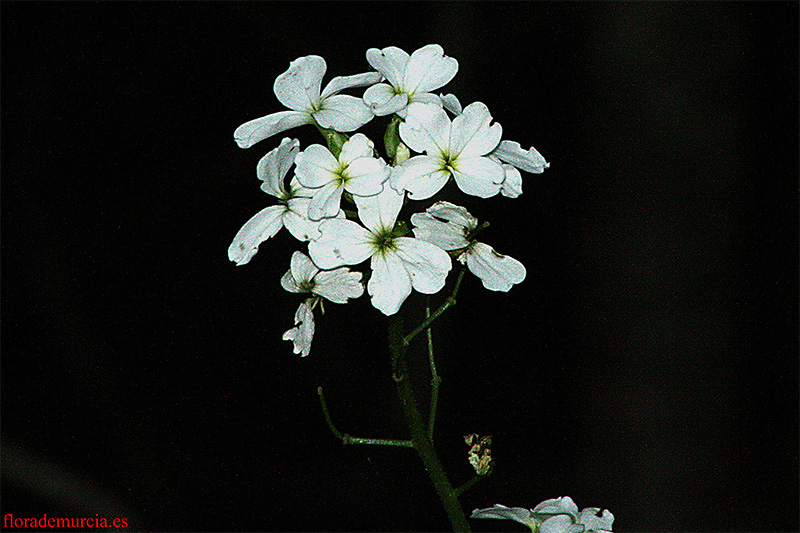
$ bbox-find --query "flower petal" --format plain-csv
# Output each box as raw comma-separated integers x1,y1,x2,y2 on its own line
353,182,404,232
399,102,451,155
439,93,463,115
274,55,325,112
410,201,474,250
493,140,550,173
532,497,580,521
363,83,408,116
466,242,526,291
282,300,315,357
308,218,373,269
294,144,339,189
290,250,320,285
227,205,285,265
578,508,614,532
339,133,374,164
366,46,410,88
257,137,300,198
452,156,504,198
280,268,302,293
233,111,311,149
345,159,389,197
404,44,458,94
394,237,452,294
321,71,383,99
470,505,538,528
540,515,584,533
368,253,412,316
449,101,502,158
314,94,373,132
313,267,364,303
283,198,322,241
499,162,523,198
307,181,345,221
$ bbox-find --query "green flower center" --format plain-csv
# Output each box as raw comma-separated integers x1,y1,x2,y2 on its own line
299,279,316,293
371,228,398,256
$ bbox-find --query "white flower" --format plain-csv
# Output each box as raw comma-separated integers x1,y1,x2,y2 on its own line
308,186,452,316
234,56,382,149
228,138,328,266
363,44,458,117
282,299,315,357
294,133,389,220
410,202,525,291
280,252,364,358
471,497,614,533
393,101,505,199
280,251,364,304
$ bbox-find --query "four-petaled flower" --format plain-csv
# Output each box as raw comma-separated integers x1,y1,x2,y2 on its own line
308,185,452,316
234,56,382,149
393,101,505,199
294,133,389,220
411,201,526,291
471,497,614,533
281,251,364,357
228,138,327,266
363,44,458,117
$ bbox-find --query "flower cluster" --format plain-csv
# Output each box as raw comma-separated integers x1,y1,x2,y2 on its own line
228,44,549,356
471,497,614,533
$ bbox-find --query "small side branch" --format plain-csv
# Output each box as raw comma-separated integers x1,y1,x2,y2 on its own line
317,387,413,448
454,474,488,498
404,266,467,346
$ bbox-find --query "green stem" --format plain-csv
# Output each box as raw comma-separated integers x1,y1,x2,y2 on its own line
454,475,487,498
317,387,413,448
404,266,467,346
389,316,471,532
426,298,442,439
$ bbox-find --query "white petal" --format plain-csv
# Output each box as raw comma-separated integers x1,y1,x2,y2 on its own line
313,267,364,303
353,183,404,232
288,176,316,198
283,198,322,241
466,242,526,291
233,111,311,149
399,102,451,154
321,71,383,99
391,155,450,200
273,55,325,112
290,250,320,284
338,133,374,164
366,46,410,88
533,497,580,520
257,137,300,198
294,144,338,189
439,93,463,115
409,214,466,250
425,201,478,230
227,205,285,265
404,44,458,94
394,237,452,294
493,140,550,173
449,101,502,158
452,157,504,198
368,253,412,316
470,505,538,528
363,84,409,116
541,515,583,533
579,508,614,532
499,163,523,198
314,94,373,132
308,218,373,269
280,268,302,293
345,158,389,197
307,181,345,221
282,300,315,357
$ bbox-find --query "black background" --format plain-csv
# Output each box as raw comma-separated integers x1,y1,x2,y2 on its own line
2,2,798,532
